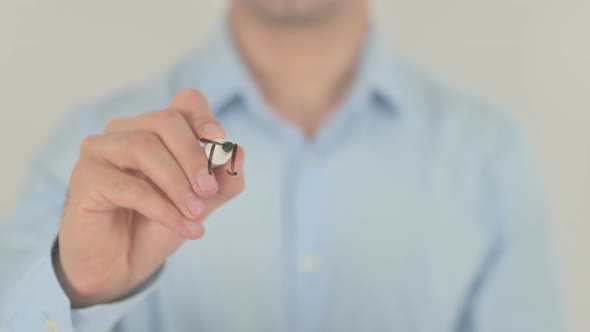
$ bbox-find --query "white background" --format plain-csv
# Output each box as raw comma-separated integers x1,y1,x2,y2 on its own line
1,1,588,330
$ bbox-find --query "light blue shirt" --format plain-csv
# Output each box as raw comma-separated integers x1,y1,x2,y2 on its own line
0,23,565,332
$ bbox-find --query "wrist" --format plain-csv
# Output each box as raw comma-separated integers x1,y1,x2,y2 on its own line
51,238,99,308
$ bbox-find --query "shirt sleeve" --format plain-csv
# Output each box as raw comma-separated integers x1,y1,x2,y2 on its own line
468,120,567,331
0,108,164,332
1,248,164,332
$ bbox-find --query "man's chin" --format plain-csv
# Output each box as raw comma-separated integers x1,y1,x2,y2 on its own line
241,0,347,25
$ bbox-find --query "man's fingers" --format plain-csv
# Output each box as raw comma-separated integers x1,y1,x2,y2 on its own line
74,162,204,239
105,109,219,198
207,147,246,210
95,89,245,226
168,88,226,139
80,132,206,221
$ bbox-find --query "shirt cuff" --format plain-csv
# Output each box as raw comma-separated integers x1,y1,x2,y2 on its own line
71,265,164,331
1,250,73,332
1,245,165,332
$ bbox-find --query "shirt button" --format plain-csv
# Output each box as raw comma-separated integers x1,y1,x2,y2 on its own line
299,255,320,273
45,320,60,332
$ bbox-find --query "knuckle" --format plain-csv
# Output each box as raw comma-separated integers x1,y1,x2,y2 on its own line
70,160,95,183
109,177,125,195
104,117,125,133
179,88,207,103
192,114,216,126
178,88,210,113
79,134,100,154
124,178,151,197
128,132,160,153
154,109,182,128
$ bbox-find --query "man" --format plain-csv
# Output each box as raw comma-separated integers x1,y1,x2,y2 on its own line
0,0,565,331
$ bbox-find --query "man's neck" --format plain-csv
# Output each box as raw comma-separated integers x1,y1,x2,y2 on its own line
229,2,369,137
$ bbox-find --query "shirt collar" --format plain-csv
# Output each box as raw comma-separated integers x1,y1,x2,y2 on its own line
178,21,405,117
350,24,406,115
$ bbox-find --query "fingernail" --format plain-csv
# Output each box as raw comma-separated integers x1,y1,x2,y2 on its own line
184,219,204,235
186,193,205,217
200,122,225,138
197,169,218,193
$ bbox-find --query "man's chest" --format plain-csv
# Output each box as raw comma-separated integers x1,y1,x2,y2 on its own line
142,133,492,332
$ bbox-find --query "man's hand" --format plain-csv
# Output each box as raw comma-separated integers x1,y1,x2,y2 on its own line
56,89,245,308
